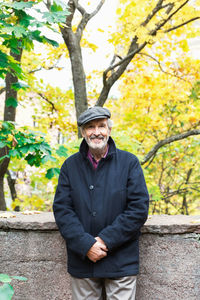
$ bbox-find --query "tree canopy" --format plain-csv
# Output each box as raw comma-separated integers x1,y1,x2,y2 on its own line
0,0,200,214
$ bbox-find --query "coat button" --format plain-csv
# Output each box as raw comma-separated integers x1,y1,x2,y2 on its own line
89,185,94,190
92,211,96,217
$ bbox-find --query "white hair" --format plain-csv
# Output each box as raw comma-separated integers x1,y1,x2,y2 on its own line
107,119,113,129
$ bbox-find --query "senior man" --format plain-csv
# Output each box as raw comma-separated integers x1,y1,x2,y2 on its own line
53,106,149,300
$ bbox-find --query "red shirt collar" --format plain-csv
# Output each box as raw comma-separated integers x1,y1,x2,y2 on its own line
87,145,109,169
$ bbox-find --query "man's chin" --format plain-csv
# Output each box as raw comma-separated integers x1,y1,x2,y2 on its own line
88,142,106,150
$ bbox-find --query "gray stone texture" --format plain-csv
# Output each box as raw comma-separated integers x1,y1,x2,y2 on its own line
0,213,199,300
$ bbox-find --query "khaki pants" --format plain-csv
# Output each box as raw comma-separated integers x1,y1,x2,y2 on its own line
71,276,137,300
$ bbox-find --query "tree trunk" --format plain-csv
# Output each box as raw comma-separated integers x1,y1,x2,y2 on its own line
0,177,6,211
181,168,192,215
6,170,19,211
0,49,22,210
61,29,88,137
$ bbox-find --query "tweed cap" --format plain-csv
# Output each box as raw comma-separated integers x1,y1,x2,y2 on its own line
77,106,111,126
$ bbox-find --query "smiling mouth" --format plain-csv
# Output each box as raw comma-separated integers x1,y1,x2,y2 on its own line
90,137,104,143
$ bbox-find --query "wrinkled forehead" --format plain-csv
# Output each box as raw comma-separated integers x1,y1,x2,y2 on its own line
84,118,108,127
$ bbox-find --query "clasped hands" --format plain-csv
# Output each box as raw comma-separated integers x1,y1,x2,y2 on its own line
87,237,108,263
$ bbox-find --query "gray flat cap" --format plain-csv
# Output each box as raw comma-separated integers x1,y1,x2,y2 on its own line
77,106,111,126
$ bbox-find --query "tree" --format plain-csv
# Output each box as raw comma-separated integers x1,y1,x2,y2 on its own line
108,35,200,214
0,0,69,210
1,0,200,213
56,0,199,128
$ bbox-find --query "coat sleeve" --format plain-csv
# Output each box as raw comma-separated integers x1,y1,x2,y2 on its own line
53,161,96,258
98,156,149,251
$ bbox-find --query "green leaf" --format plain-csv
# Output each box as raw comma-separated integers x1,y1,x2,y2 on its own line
56,145,68,157
51,1,63,12
0,274,12,283
0,155,10,162
5,97,18,108
13,25,27,38
42,10,69,24
54,0,69,10
45,168,60,179
11,82,29,91
19,145,32,154
0,141,6,148
12,1,35,10
41,155,57,164
25,154,40,167
42,36,59,47
0,283,14,300
39,144,51,155
9,149,21,158
11,276,27,281
2,121,15,131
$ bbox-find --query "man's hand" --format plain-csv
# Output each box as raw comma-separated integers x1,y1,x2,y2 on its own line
95,236,107,248
87,239,108,263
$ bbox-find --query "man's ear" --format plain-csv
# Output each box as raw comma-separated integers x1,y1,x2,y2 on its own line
109,127,112,136
80,127,85,138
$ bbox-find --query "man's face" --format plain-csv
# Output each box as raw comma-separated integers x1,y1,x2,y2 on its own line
81,118,111,151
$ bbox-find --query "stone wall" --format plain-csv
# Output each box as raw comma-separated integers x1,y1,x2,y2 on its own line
0,212,199,300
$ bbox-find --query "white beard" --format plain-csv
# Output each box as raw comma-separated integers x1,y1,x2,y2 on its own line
85,134,109,151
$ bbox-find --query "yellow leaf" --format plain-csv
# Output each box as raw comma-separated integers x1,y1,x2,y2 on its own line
97,28,104,33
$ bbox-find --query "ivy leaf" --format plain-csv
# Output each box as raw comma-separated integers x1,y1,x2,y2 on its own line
5,97,18,108
0,283,14,300
11,276,27,281
45,168,60,179
0,274,12,283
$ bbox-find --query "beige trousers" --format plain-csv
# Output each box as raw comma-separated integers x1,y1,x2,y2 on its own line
70,276,137,300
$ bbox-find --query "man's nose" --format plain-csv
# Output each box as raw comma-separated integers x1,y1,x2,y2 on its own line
93,127,100,135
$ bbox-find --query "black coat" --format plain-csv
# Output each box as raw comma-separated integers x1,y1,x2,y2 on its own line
53,137,149,278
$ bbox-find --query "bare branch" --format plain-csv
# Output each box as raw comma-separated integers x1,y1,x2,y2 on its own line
162,188,189,199
75,0,105,40
37,93,57,112
65,0,76,28
141,129,200,165
102,41,147,86
73,0,86,15
89,0,105,19
44,0,52,10
165,17,200,33
97,0,194,108
29,56,64,74
139,52,192,84
96,40,147,106
151,0,190,35
142,0,164,26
